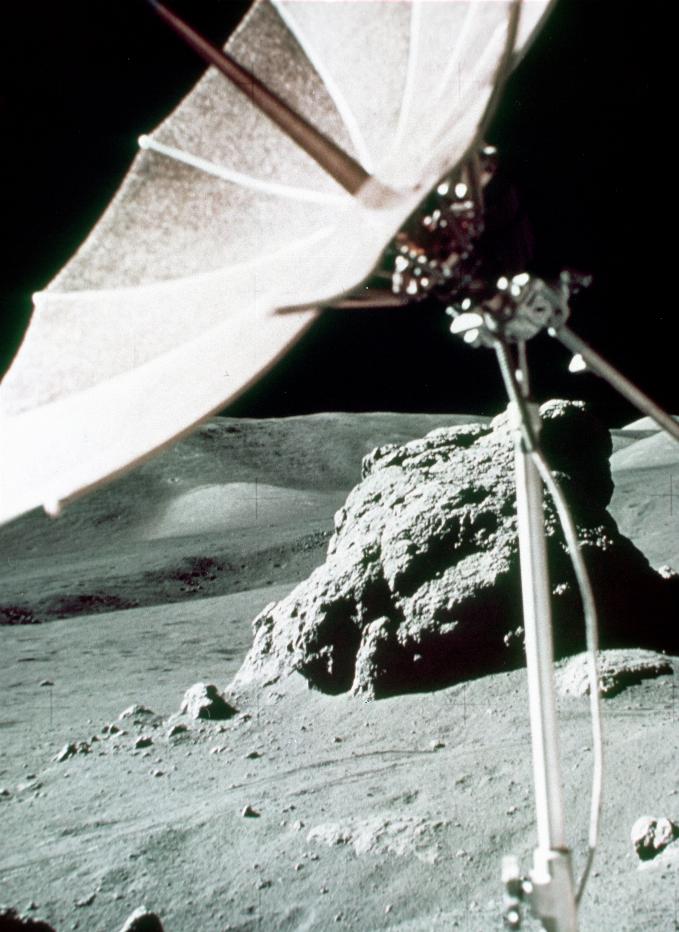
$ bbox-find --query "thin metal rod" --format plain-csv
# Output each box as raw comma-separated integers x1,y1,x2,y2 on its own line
147,0,370,195
553,325,679,443
532,448,603,905
475,0,523,143
495,342,568,853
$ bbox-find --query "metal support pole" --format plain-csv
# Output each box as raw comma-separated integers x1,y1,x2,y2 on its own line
552,325,679,444
508,400,578,932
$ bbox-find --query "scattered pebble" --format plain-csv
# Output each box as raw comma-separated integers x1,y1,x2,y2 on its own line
179,683,237,721
167,723,188,738
74,893,96,908
631,816,679,861
244,750,262,760
241,805,260,818
53,742,91,763
134,736,153,749
150,769,164,778
102,723,122,736
119,704,156,721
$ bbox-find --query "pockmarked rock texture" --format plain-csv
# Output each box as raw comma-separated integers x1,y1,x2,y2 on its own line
179,683,236,720
235,401,679,699
630,816,679,861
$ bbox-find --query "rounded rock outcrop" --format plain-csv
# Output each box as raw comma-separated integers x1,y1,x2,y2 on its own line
235,402,679,699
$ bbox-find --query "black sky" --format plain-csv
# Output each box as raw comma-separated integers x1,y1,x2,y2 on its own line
1,1,675,425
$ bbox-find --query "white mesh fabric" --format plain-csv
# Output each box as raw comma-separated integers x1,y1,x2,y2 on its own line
0,0,554,523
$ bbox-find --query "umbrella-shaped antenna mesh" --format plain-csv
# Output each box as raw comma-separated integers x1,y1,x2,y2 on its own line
0,0,554,524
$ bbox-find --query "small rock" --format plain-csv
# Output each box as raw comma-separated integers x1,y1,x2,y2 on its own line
134,736,153,749
430,739,445,751
119,705,155,721
150,769,164,778
558,649,673,698
39,680,54,687
244,750,262,760
102,723,122,736
255,879,272,890
179,683,237,721
74,893,96,908
166,723,188,738
0,788,12,798
17,781,42,793
118,906,164,932
631,816,679,860
241,805,260,818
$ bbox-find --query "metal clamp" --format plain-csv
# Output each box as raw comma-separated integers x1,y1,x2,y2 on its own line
446,270,590,348
503,849,578,932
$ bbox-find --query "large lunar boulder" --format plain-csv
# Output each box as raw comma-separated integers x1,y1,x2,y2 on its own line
234,401,679,699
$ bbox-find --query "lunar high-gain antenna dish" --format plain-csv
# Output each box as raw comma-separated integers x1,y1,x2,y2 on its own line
3,2,678,929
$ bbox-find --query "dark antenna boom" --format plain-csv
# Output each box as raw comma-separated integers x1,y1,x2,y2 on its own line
146,0,370,195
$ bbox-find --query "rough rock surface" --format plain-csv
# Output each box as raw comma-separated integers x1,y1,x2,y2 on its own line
178,683,236,721
557,649,674,698
235,401,679,699
630,816,679,861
